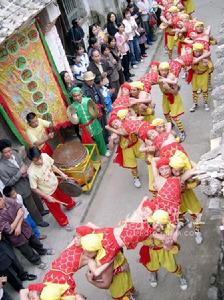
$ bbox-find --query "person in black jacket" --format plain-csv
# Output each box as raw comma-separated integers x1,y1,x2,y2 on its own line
87,49,111,86
69,18,85,50
0,239,37,292
106,12,118,36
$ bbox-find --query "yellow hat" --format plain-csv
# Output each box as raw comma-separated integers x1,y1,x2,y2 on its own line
80,233,103,252
159,62,170,70
168,6,179,13
148,209,170,225
194,21,204,29
152,118,165,126
117,109,129,120
169,150,191,170
193,42,204,51
130,81,144,91
40,283,69,300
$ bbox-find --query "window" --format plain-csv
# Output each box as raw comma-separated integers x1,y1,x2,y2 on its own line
61,0,87,25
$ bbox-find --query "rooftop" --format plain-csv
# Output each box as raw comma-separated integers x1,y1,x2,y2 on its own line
0,0,53,44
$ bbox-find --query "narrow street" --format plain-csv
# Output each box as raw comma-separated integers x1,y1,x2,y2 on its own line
74,1,224,299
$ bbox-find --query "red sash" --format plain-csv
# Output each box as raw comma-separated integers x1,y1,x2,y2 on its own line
186,68,193,84
79,119,94,144
164,93,175,104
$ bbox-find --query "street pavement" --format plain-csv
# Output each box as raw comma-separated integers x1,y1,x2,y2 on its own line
10,0,224,299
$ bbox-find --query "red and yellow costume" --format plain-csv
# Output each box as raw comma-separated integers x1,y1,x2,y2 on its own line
80,223,154,265
159,82,184,120
109,251,134,300
187,43,212,105
143,176,182,225
169,150,203,229
29,244,84,299
139,210,182,277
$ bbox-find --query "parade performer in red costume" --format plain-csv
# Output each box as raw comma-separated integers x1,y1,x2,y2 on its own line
187,42,212,112
169,150,203,244
27,228,96,300
107,110,145,188
139,209,188,290
142,157,182,225
158,62,186,141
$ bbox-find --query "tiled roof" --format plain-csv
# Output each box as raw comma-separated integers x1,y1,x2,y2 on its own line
0,0,53,44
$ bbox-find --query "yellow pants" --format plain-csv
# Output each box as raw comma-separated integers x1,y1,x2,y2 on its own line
162,93,184,118
167,34,175,51
145,247,181,275
148,164,156,192
180,189,202,215
192,71,209,92
122,139,144,169
183,0,195,14
109,252,134,300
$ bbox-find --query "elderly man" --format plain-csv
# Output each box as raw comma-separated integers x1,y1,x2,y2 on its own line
69,87,110,157
0,139,48,227
82,71,109,145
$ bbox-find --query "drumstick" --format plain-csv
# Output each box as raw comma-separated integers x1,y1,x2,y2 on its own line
52,199,70,206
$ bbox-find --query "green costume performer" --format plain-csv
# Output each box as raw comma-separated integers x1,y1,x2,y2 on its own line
70,87,107,155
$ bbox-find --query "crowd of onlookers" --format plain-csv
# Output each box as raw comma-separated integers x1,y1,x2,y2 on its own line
61,0,161,100
0,1,162,299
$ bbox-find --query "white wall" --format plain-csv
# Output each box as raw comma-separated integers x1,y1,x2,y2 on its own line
45,25,73,77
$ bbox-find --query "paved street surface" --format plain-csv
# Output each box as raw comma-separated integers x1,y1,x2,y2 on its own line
11,1,224,299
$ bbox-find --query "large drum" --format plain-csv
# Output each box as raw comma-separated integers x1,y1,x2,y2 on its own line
53,140,95,186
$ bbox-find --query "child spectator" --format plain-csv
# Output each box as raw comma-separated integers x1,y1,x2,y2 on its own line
2,186,46,241
71,53,87,81
95,76,113,114
75,43,89,69
0,192,54,270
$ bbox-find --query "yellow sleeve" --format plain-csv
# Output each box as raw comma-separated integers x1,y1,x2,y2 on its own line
26,128,38,144
39,118,51,128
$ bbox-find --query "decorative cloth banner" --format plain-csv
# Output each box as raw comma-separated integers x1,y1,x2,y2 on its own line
0,22,70,144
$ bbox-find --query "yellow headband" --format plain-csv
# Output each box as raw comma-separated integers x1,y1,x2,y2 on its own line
80,233,103,252
159,62,170,70
169,150,191,170
40,283,69,300
152,118,165,126
117,109,129,120
148,209,170,225
130,81,144,91
168,6,179,13
194,21,204,29
193,42,204,51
